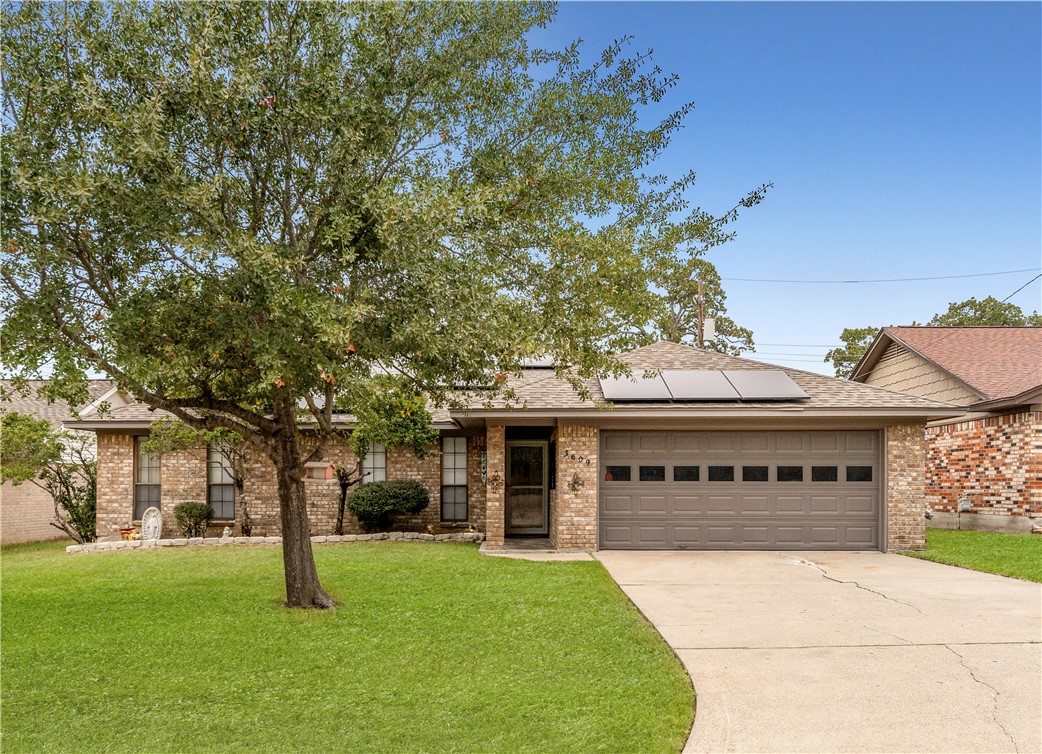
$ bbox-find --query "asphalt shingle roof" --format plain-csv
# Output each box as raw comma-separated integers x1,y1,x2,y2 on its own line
479,341,955,412
881,327,1042,401
0,380,115,429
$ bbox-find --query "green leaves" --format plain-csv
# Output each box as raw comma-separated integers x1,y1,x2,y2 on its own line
2,0,765,444
0,412,63,485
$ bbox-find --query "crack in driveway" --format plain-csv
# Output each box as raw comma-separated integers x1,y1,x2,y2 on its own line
943,643,1020,753
794,557,925,614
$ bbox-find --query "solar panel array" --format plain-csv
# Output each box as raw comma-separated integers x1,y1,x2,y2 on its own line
599,370,809,402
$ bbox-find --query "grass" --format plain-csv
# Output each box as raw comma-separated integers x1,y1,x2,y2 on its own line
902,528,1042,582
0,541,692,753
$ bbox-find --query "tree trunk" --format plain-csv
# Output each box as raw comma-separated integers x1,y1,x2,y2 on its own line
271,427,335,609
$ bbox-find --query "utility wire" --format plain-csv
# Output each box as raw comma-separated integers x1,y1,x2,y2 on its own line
1000,273,1042,302
722,268,1040,284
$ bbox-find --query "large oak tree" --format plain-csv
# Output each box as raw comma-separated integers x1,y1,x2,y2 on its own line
4,1,745,607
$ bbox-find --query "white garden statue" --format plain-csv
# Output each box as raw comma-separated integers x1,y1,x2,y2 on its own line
140,507,163,541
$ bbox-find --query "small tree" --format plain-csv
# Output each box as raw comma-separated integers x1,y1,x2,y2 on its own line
0,412,97,543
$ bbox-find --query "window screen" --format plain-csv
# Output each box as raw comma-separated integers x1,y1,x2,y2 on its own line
134,437,160,520
362,442,386,483
208,445,236,520
441,436,467,521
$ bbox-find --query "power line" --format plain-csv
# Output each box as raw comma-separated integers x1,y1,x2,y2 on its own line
755,342,841,348
1000,273,1042,302
748,351,831,358
722,268,1040,284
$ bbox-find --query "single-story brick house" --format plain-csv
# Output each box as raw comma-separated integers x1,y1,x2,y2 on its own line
71,342,958,551
851,326,1042,533
1,379,124,544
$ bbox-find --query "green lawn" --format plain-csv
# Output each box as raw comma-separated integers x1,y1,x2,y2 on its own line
1,541,692,753
902,528,1042,582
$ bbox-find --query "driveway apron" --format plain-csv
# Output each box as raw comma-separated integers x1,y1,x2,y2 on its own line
595,551,1041,754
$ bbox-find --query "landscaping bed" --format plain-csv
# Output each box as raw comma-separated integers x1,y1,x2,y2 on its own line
1,541,692,753
902,528,1042,582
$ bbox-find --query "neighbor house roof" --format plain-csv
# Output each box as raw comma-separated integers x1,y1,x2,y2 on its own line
851,327,1042,406
0,380,117,429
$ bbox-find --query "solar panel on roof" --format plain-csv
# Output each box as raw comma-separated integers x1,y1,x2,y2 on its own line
722,370,809,400
599,374,672,401
660,370,741,400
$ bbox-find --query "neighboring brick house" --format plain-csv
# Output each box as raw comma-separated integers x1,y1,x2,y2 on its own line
72,342,956,551
0,380,126,544
851,327,1042,532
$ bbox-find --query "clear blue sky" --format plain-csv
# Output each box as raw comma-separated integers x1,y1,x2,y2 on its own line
535,2,1042,373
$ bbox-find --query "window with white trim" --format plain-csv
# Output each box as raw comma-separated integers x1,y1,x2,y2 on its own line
441,436,468,521
207,445,236,520
134,437,160,520
362,442,386,483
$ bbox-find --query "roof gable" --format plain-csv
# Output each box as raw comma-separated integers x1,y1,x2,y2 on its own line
856,327,1042,401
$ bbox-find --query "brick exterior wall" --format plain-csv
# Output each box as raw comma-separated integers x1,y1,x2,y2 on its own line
1,480,66,544
484,426,505,548
926,411,1042,519
886,423,927,551
550,425,599,550
94,432,488,539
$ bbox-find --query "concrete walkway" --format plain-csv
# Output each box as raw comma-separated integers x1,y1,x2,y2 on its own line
595,551,1042,754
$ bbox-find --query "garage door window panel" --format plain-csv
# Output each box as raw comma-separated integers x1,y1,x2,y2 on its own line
742,466,769,482
846,466,873,482
605,465,631,482
673,466,699,482
708,466,734,482
639,465,666,482
777,466,804,482
812,466,838,482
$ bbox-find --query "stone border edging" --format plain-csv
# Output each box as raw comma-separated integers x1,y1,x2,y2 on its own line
66,531,485,554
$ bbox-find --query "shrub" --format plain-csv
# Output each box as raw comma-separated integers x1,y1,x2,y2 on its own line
347,480,429,532
173,502,214,538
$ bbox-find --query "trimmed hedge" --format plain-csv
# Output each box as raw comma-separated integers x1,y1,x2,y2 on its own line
347,480,429,532
173,502,214,538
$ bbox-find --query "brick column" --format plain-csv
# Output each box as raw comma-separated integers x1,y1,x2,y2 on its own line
95,432,136,538
553,425,599,550
484,425,505,548
886,423,927,551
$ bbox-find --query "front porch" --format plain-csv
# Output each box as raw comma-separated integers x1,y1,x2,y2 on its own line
482,423,600,551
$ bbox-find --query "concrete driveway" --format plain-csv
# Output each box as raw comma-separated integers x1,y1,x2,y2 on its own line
595,551,1041,754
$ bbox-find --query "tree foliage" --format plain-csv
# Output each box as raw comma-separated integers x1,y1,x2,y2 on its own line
3,2,754,606
621,255,757,355
0,412,97,543
927,296,1042,327
826,297,1042,378
823,327,879,379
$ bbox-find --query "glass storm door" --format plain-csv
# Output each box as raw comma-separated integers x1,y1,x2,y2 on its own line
505,441,549,536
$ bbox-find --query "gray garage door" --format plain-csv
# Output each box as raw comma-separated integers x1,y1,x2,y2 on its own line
599,431,881,550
